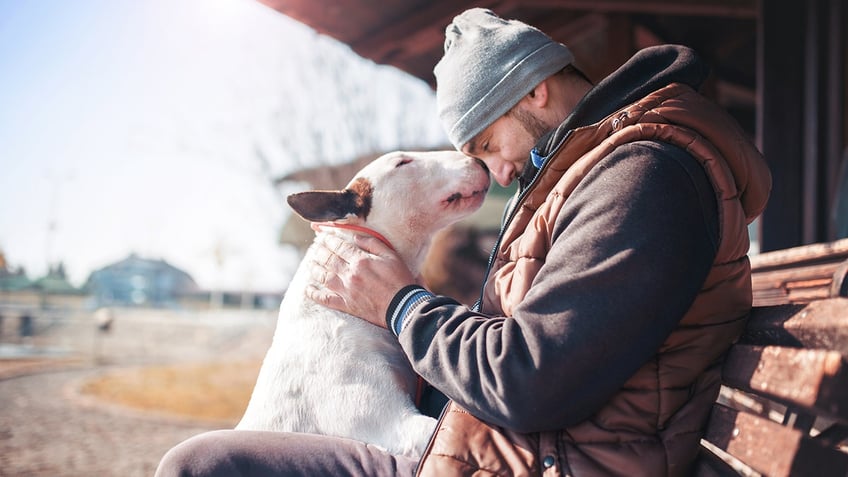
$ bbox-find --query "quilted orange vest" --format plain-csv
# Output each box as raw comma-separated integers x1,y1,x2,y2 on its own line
417,83,771,477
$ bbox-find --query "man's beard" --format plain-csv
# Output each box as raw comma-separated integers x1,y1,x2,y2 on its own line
508,106,552,179
508,106,551,144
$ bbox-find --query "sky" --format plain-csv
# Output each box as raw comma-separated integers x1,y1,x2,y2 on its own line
0,0,447,292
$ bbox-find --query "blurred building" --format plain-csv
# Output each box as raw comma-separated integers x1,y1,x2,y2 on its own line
32,263,81,295
84,253,198,308
0,249,32,292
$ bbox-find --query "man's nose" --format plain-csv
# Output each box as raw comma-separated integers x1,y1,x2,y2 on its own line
491,169,514,187
480,156,515,187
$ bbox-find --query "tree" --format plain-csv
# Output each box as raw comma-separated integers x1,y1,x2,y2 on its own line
252,30,446,183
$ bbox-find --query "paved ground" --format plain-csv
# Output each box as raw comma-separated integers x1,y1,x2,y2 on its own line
0,307,276,477
0,366,216,477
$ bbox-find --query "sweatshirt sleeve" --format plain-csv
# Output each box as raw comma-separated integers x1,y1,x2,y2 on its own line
394,142,720,432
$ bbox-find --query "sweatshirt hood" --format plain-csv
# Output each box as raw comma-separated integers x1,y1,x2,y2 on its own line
535,45,710,158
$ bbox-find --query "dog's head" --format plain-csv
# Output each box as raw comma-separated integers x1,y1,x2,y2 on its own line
287,150,490,269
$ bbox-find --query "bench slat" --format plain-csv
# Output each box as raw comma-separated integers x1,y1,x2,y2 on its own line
701,243,848,475
740,297,848,356
695,441,760,477
703,404,848,477
722,344,848,421
752,265,845,305
750,239,848,306
750,239,848,271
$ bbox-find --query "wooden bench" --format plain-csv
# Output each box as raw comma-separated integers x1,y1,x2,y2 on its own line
696,240,848,476
750,238,848,306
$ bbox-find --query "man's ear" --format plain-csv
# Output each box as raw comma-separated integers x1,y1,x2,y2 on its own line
526,80,549,108
287,189,365,223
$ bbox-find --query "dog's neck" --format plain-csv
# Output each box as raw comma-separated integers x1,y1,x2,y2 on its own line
316,221,432,276
316,222,395,252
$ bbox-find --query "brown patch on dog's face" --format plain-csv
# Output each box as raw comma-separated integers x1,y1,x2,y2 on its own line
346,178,372,220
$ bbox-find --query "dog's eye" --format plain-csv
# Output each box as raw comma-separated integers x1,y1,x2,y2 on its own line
395,158,413,168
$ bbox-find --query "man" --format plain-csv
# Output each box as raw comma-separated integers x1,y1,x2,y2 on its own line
156,8,771,476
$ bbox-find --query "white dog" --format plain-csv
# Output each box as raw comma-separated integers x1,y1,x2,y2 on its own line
237,150,490,459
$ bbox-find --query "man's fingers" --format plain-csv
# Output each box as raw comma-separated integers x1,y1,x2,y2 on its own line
317,233,359,261
312,236,353,272
310,242,333,268
353,233,395,257
314,229,394,261
308,259,343,290
305,283,346,312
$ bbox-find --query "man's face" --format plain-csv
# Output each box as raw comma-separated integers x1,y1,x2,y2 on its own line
461,106,551,187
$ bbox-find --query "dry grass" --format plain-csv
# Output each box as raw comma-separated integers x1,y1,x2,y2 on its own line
80,360,262,423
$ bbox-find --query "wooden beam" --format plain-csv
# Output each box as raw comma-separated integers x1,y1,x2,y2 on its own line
347,2,480,63
348,0,758,62
509,0,756,18
825,0,846,239
543,12,608,43
758,2,806,251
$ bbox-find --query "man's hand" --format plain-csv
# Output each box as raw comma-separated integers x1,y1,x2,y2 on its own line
305,229,418,329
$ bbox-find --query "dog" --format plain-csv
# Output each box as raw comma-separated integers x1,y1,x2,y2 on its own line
236,150,490,459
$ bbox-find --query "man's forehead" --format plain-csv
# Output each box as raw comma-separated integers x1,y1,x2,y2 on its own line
462,137,479,156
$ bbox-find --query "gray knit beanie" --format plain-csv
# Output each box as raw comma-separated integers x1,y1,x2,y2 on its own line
434,8,574,150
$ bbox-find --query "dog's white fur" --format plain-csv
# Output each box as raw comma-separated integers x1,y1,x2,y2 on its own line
236,150,490,458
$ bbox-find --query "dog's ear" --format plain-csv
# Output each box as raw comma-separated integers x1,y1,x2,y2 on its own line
287,188,370,223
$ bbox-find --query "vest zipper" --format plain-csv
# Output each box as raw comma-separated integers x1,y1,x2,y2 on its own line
413,401,451,476
473,130,573,312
